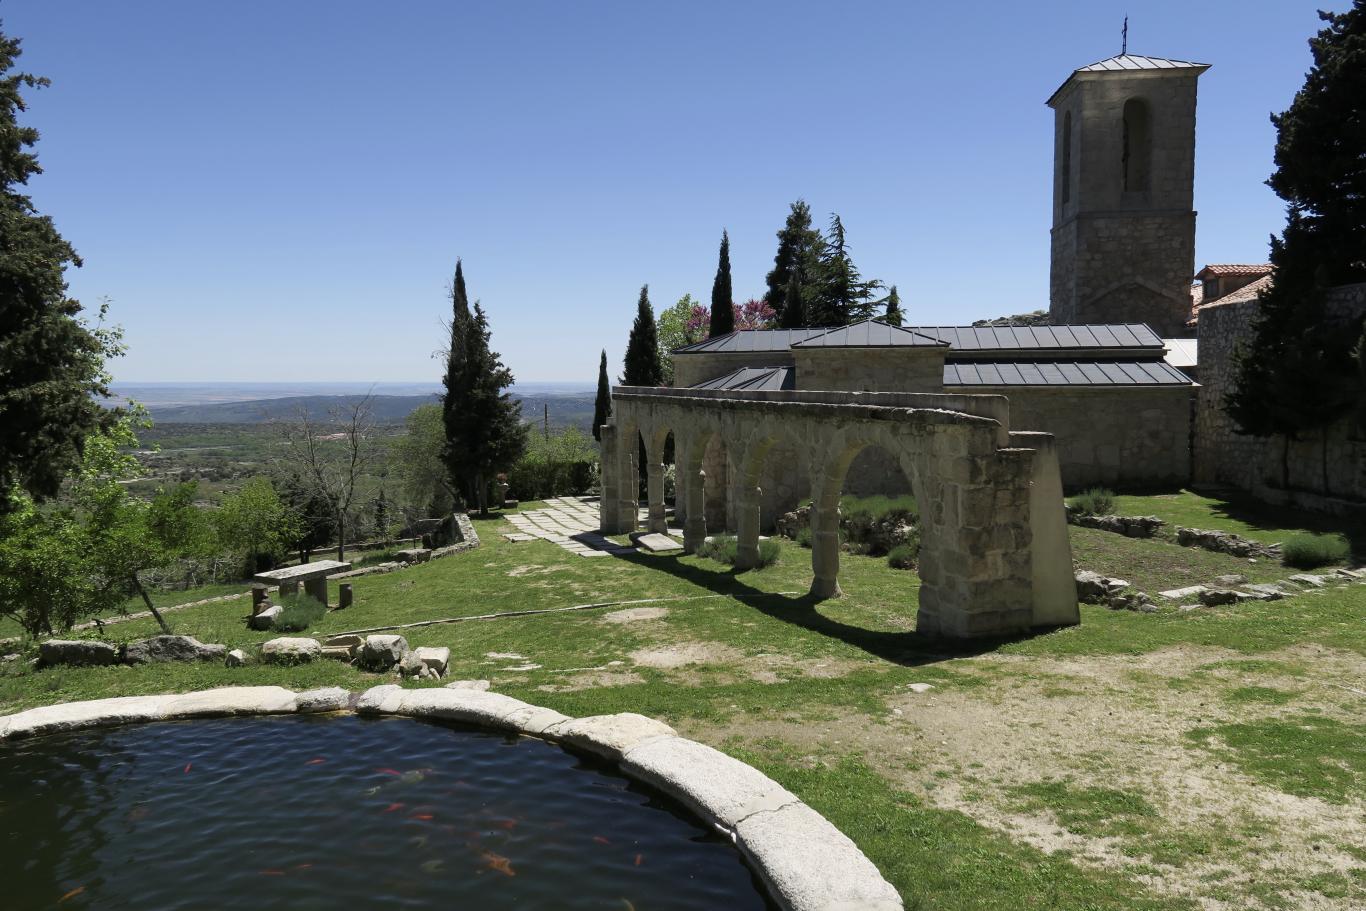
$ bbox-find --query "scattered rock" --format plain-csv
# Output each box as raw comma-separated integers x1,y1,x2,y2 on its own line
1176,528,1280,559
323,634,364,652
1243,584,1286,601
1289,573,1329,588
1075,570,1130,604
414,646,450,677
395,548,432,564
321,646,354,662
38,639,119,669
261,637,321,664
248,604,282,630
1214,574,1248,587
1106,590,1154,611
358,634,410,671
225,648,250,668
1159,585,1208,601
1070,514,1165,538
123,635,226,665
445,679,491,691
296,686,350,713
906,683,935,694
1199,589,1239,606
398,650,426,678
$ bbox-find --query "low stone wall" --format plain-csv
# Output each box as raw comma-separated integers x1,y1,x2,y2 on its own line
0,686,902,911
945,384,1192,489
1067,513,1165,537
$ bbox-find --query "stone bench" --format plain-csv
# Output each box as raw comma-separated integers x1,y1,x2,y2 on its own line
253,560,352,609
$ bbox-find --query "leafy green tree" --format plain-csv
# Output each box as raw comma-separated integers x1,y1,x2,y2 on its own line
440,262,528,515
884,285,904,326
215,477,302,578
0,25,120,510
0,414,187,636
279,471,333,563
592,349,612,441
621,284,664,386
392,403,454,516
656,294,707,384
1226,2,1366,491
764,200,825,324
709,230,735,337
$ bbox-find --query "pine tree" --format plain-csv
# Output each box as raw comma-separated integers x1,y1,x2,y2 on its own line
621,285,664,386
709,230,735,337
778,271,805,329
1225,2,1366,492
763,200,825,324
811,214,882,326
441,263,529,514
884,285,904,326
592,349,611,442
0,25,119,510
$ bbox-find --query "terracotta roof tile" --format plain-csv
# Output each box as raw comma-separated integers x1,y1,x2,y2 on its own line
1195,263,1273,278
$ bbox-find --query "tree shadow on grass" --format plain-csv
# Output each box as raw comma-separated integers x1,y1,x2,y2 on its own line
611,550,1025,669
1190,487,1366,561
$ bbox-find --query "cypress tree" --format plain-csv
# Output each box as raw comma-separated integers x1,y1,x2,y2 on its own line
0,25,119,509
441,264,528,514
709,230,735,337
778,271,804,329
884,285,904,326
592,349,611,442
1225,3,1366,491
763,200,825,323
621,285,664,387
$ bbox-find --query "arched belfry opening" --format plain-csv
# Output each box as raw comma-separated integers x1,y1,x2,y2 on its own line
1121,98,1152,192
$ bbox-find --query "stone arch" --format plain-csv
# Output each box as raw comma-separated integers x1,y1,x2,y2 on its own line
1122,97,1152,193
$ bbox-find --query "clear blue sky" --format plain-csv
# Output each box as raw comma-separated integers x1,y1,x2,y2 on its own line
5,1,1343,384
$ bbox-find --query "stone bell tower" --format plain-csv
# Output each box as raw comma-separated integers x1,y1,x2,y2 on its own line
1048,54,1209,337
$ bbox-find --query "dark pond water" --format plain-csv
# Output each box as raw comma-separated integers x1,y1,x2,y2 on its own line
0,714,773,910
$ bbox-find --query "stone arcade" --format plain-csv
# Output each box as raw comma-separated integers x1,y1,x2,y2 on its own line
597,386,1078,639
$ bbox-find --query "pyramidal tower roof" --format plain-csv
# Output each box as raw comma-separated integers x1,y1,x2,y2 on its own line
1048,54,1210,104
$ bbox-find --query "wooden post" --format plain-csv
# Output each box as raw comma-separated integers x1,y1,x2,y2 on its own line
250,584,269,616
339,583,353,610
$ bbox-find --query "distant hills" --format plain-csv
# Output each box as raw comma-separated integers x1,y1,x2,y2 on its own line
146,392,598,431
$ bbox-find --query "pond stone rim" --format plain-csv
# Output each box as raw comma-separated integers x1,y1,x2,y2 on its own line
0,685,901,911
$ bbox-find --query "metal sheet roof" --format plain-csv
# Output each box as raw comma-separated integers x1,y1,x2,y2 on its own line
1076,54,1209,73
792,321,948,348
911,324,1164,351
689,366,795,392
672,328,827,354
1162,338,1198,370
943,360,1192,387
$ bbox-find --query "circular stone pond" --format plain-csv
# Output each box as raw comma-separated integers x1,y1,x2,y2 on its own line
1,714,772,910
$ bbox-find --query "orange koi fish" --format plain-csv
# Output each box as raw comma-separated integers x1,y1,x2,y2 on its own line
634,853,643,867
259,869,285,876
493,818,517,830
183,763,192,774
481,851,516,877
375,767,402,776
382,803,405,813
306,758,327,765
409,813,434,821
57,886,85,903
293,863,313,871
592,835,611,845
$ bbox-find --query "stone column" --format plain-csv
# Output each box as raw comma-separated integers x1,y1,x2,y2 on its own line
734,483,762,569
646,459,667,534
683,469,707,554
617,430,640,535
304,575,329,608
598,424,620,533
809,500,842,598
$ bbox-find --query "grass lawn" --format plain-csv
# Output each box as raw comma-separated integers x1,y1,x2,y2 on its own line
2,500,1363,910
1112,488,1366,556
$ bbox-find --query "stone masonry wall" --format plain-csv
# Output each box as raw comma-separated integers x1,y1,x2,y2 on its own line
947,385,1192,489
793,347,947,393
1194,283,1366,506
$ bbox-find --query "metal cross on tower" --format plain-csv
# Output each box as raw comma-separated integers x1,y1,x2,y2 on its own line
1122,16,1129,54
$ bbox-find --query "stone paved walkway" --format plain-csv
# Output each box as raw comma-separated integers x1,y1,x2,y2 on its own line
503,496,652,558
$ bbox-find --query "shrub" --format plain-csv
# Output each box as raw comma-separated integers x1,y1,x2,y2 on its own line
1281,533,1351,569
839,494,918,557
795,527,812,548
887,542,919,570
695,535,780,569
1068,487,1116,517
273,593,327,632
